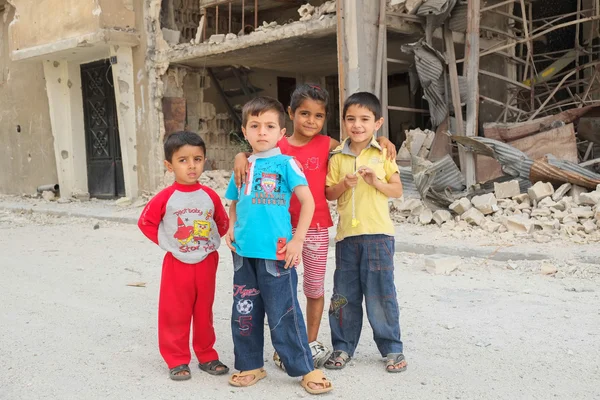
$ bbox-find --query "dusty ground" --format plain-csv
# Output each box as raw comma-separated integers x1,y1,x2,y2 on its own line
1,205,600,400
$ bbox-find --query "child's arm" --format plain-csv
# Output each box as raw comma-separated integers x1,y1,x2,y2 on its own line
225,200,238,252
325,174,358,201
328,137,396,160
357,168,403,198
137,190,169,244
279,185,314,268
233,152,252,189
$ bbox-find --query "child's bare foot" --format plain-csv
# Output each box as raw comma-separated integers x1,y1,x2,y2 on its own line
169,364,191,381
228,368,267,387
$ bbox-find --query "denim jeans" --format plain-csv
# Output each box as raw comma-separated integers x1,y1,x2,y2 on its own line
329,234,403,357
231,253,313,377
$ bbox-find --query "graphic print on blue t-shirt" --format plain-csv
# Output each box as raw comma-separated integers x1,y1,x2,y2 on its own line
225,150,307,260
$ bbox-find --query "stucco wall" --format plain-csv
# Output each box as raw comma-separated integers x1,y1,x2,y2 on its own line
0,6,57,194
8,0,134,52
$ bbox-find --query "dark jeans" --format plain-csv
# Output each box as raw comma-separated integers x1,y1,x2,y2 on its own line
329,234,403,357
231,253,313,377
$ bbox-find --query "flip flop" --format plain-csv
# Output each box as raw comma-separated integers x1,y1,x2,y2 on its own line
300,369,334,395
385,353,407,373
169,364,191,381
228,368,267,387
198,359,230,376
324,350,351,370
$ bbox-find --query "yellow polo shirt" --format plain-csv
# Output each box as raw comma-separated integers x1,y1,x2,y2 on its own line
326,137,400,241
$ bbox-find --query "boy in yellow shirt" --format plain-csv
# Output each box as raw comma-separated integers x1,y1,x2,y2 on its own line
324,92,407,373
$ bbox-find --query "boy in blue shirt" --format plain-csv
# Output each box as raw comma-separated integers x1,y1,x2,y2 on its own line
224,96,333,395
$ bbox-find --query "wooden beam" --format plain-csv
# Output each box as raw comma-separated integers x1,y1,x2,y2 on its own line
463,0,479,187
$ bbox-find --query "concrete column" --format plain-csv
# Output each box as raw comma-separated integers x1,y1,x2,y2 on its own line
43,59,88,198
110,45,139,198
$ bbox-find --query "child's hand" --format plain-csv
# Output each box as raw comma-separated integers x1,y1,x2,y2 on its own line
278,237,303,268
233,153,249,189
225,228,236,252
357,167,378,187
343,173,358,189
376,136,397,160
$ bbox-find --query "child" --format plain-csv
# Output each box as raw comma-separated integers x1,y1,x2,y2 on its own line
224,96,333,395
324,92,407,373
232,84,397,368
138,131,230,380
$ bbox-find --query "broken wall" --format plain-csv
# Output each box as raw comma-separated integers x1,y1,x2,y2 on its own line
0,6,57,194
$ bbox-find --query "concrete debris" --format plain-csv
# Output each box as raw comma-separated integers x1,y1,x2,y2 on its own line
494,180,520,199
320,0,337,14
462,208,486,226
528,181,554,202
552,183,572,201
42,191,56,202
397,128,436,161
115,197,132,207
208,34,226,44
255,21,278,32
471,193,497,215
541,263,558,275
504,215,534,234
161,28,181,45
424,255,461,275
568,185,588,205
419,208,433,225
56,197,71,204
432,210,452,226
449,197,472,215
579,191,600,206
225,33,237,41
298,3,316,21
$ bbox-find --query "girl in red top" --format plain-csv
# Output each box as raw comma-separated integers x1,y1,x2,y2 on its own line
233,84,396,369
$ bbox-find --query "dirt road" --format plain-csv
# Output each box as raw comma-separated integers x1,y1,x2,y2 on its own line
1,210,599,399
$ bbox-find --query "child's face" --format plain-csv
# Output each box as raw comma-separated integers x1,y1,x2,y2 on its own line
343,105,383,146
164,145,206,185
242,110,286,153
288,99,327,139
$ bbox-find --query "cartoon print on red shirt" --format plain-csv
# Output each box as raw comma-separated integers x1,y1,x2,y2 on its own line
305,156,320,171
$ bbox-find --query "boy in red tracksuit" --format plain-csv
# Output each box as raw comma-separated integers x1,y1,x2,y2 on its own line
138,131,230,381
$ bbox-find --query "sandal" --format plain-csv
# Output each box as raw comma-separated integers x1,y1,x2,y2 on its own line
385,353,407,373
169,364,191,381
228,368,267,387
300,369,333,395
324,350,351,370
198,359,229,376
273,351,286,372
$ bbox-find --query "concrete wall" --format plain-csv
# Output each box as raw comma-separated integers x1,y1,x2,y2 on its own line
8,0,134,52
0,6,57,195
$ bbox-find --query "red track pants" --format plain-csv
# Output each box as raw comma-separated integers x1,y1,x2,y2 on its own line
158,251,219,368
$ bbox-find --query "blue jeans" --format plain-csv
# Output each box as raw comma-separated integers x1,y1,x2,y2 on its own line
329,234,403,357
231,253,313,377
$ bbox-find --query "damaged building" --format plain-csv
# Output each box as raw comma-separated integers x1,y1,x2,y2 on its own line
0,0,599,203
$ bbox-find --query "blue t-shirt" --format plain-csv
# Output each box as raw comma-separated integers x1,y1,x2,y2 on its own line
225,148,308,260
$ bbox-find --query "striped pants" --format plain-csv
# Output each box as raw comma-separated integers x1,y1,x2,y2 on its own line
294,227,329,299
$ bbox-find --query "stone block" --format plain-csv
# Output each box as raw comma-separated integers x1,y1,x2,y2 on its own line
424,255,461,275
552,183,572,201
571,206,594,219
397,143,411,160
538,197,557,208
563,214,578,224
494,180,520,199
419,208,433,225
582,220,597,234
161,28,181,45
41,191,55,201
527,181,554,202
208,34,226,44
531,208,552,218
579,191,600,206
513,193,530,203
568,185,588,205
462,208,486,226
471,193,497,215
417,146,430,159
503,216,534,234
484,221,501,233
423,130,436,149
432,210,452,226
406,129,427,155
449,197,472,215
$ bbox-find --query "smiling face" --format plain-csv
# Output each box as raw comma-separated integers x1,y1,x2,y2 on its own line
288,98,327,139
343,104,384,147
164,144,206,185
242,110,286,153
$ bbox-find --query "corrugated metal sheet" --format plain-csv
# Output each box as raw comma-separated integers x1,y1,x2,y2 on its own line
448,3,468,33
418,0,457,31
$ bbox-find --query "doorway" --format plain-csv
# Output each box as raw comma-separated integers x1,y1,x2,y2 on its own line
80,60,125,199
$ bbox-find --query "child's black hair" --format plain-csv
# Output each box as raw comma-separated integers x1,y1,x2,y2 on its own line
289,83,330,115
242,96,286,128
342,92,382,120
163,131,206,162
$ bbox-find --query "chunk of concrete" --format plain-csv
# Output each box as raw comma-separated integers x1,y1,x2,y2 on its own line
484,220,502,233
405,129,427,155
423,130,436,149
582,219,597,234
42,191,55,201
462,208,486,226
494,180,520,199
432,210,452,226
541,263,558,275
513,193,530,204
471,193,497,215
449,197,472,215
161,28,181,45
538,197,557,208
115,197,132,207
208,34,226,44
419,208,433,225
527,181,554,202
571,206,594,219
579,191,600,206
503,216,534,234
424,255,461,275
531,208,552,218
552,183,572,201
568,185,588,205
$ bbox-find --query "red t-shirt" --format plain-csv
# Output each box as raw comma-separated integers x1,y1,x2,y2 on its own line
278,134,334,230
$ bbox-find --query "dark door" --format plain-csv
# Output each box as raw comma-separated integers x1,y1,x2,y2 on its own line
81,60,125,199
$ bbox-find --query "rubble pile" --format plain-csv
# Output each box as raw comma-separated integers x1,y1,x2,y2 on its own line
391,180,600,242
396,128,436,162
199,170,232,196
298,1,336,21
